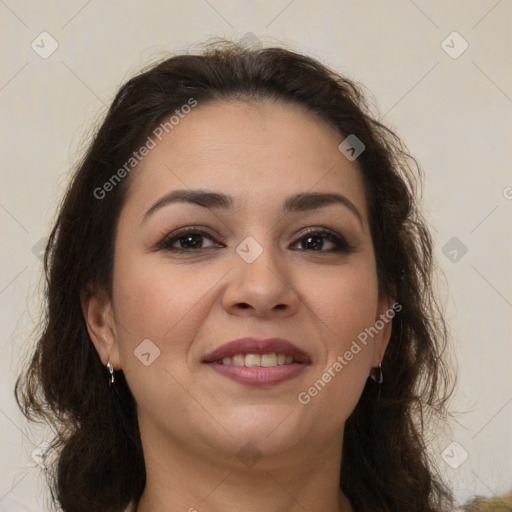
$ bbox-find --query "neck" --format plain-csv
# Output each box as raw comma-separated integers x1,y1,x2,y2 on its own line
135,423,352,512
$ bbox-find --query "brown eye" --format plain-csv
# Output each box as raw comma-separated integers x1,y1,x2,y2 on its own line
158,228,223,252
291,228,354,253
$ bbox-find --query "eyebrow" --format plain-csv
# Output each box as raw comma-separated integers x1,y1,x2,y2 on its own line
142,189,364,228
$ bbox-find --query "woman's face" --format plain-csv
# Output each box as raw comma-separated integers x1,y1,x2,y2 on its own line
87,99,392,466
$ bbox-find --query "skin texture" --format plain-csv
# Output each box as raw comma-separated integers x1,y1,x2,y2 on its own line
82,100,393,512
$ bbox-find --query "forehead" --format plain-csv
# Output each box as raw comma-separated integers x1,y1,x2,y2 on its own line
123,99,367,219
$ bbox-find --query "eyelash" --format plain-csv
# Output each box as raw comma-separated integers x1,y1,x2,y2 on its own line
156,226,355,254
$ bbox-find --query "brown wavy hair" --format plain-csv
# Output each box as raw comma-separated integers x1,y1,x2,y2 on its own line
15,40,455,511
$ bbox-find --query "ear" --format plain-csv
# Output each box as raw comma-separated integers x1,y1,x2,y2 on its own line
371,293,398,367
80,286,122,369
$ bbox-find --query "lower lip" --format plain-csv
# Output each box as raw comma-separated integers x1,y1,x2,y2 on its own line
206,362,307,386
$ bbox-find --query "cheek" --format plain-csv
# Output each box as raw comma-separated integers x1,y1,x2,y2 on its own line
111,252,228,391
113,254,217,336
111,260,219,423
301,259,379,343
297,261,378,414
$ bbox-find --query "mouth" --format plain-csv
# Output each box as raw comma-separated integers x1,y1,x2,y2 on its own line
202,337,311,387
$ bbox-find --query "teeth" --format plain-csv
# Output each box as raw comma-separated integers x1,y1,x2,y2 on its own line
232,354,245,366
261,353,277,367
217,352,296,367
245,354,260,367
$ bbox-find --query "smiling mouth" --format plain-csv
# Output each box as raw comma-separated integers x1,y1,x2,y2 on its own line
204,351,309,386
202,337,310,386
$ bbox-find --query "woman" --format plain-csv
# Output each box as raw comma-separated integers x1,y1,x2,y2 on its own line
16,41,454,511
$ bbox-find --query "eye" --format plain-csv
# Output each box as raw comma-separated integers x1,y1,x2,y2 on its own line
155,226,354,254
157,227,223,252
291,228,354,253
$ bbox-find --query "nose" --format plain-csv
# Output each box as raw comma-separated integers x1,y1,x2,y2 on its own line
221,243,299,318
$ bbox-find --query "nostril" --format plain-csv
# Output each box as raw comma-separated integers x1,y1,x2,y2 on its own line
234,303,288,311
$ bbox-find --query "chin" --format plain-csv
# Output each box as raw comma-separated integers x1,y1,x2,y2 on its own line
205,404,321,458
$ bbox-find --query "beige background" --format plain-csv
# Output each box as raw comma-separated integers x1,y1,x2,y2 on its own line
1,1,511,509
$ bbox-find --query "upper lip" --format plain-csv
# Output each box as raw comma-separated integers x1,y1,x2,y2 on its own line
202,337,311,364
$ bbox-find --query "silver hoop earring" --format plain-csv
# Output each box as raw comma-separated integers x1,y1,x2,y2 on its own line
369,363,383,384
106,360,115,387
